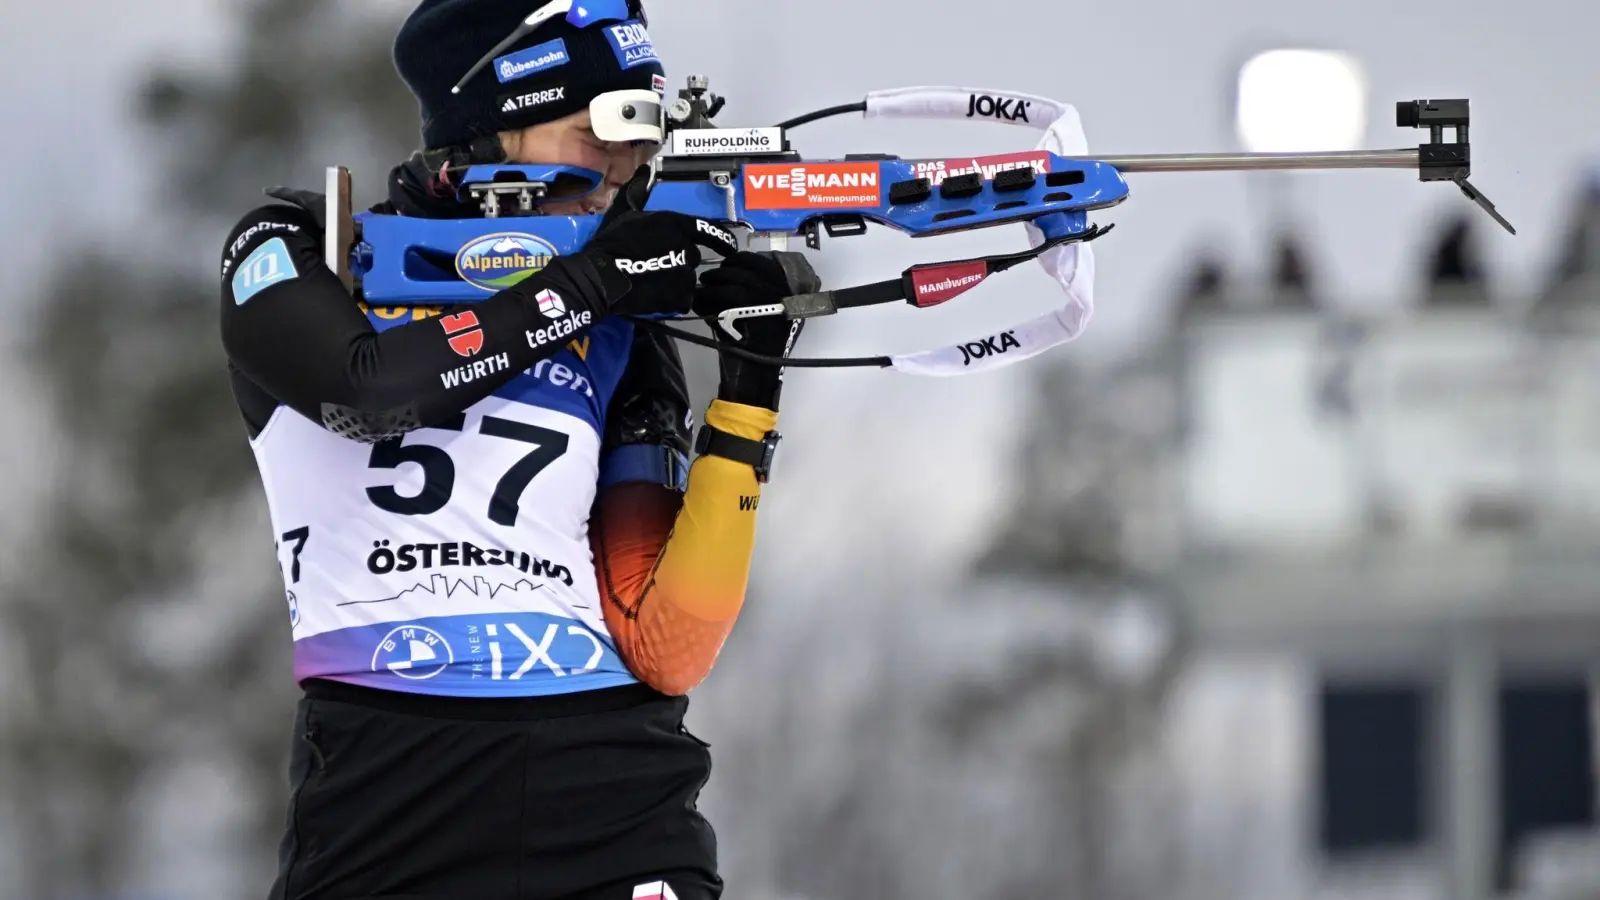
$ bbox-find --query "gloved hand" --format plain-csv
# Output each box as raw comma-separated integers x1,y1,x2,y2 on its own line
579,166,738,317
693,250,820,410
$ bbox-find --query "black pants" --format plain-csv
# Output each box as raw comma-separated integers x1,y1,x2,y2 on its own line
267,679,721,900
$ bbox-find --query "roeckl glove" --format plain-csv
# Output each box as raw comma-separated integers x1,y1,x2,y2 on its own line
579,166,739,318
693,250,820,410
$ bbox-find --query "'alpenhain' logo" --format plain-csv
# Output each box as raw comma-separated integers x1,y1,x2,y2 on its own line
455,233,557,291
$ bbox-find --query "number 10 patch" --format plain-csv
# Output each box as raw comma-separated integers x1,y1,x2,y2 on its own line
233,237,300,305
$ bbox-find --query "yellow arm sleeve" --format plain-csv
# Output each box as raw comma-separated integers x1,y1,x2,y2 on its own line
591,399,776,694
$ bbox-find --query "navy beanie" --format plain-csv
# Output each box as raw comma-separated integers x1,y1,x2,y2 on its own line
393,0,666,151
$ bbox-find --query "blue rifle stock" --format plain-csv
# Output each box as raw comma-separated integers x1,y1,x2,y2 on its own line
348,154,1126,307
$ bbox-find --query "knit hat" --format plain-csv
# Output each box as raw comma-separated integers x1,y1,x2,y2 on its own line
393,0,665,151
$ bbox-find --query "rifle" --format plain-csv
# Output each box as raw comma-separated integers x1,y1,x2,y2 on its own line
325,78,1513,375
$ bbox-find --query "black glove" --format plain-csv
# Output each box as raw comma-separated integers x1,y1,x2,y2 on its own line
579,166,739,318
264,186,328,230
694,250,820,410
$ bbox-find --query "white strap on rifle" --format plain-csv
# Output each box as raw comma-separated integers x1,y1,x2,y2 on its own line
862,85,1070,130
872,91,1098,376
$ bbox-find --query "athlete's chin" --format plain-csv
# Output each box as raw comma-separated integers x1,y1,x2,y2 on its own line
584,186,620,215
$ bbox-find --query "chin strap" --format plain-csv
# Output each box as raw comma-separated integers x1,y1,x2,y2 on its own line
631,223,1109,372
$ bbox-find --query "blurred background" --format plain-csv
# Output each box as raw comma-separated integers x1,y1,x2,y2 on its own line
2,1,1598,898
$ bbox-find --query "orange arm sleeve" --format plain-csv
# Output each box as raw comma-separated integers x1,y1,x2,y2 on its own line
591,399,776,695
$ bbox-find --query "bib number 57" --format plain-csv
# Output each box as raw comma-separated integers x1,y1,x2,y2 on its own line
365,413,568,527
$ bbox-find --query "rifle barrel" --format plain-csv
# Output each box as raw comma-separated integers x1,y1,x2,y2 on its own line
1070,148,1420,173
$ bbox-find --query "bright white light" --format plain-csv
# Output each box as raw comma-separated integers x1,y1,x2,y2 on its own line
1235,49,1368,153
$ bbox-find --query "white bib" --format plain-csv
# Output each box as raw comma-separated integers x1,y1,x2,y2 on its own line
250,312,643,697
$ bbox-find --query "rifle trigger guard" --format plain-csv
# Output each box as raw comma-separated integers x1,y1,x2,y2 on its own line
716,302,786,341
713,291,836,341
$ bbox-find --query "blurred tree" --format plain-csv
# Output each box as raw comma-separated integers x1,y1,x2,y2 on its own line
1423,213,1491,307
972,355,1184,589
699,354,1195,900
1172,251,1231,325
0,1,417,896
1527,172,1600,331
957,357,1193,900
1269,231,1316,309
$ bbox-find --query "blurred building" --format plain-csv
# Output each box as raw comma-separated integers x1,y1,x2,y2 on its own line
1019,169,1600,900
